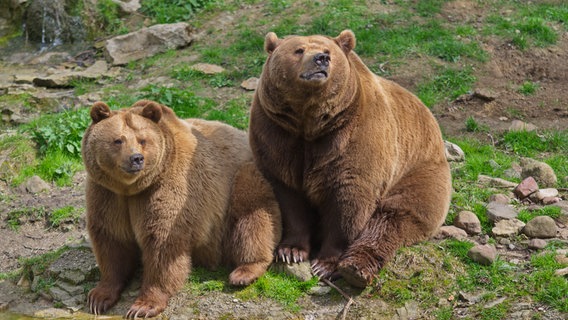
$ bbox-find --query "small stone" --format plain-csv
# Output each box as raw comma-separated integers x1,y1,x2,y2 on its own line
492,219,525,237
444,141,465,162
555,254,568,265
270,261,313,282
542,197,561,205
454,211,481,235
528,239,547,250
486,201,519,222
434,225,468,239
534,188,559,201
240,77,259,91
477,175,517,188
513,176,539,200
308,284,331,296
520,158,557,188
468,244,497,266
499,238,511,245
555,267,568,276
509,120,537,132
488,194,510,205
523,216,558,238
21,175,51,193
191,63,225,74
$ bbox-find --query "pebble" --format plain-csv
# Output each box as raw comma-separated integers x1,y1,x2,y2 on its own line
454,211,482,235
523,216,558,239
468,244,497,266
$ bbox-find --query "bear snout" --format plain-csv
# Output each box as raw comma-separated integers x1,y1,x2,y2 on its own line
126,153,145,173
313,52,330,67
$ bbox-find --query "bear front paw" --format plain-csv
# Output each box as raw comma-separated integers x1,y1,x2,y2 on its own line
87,286,121,315
311,256,340,280
125,298,166,319
275,245,309,264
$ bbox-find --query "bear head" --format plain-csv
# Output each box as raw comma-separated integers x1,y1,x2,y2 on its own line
262,29,356,94
83,100,167,193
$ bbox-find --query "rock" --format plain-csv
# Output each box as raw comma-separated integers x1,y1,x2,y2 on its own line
454,211,481,235
190,63,225,74
477,175,517,188
488,193,510,204
444,141,465,162
513,176,539,200
473,88,497,101
47,248,99,284
308,283,331,296
508,120,537,132
542,197,561,205
241,77,259,91
104,22,194,66
484,296,507,309
503,167,522,180
556,254,568,265
434,225,468,239
33,60,110,88
522,216,558,239
492,219,525,237
22,175,51,193
270,261,313,282
459,291,484,304
468,244,497,266
549,201,568,224
555,267,568,276
111,0,141,15
486,201,518,222
528,239,547,250
533,188,559,201
520,158,557,187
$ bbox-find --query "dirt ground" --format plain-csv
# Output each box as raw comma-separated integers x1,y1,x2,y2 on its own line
1,1,567,319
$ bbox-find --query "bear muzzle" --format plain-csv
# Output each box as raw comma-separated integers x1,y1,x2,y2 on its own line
300,52,330,81
123,153,144,173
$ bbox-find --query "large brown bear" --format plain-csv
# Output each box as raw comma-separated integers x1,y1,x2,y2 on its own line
82,100,281,318
249,30,452,288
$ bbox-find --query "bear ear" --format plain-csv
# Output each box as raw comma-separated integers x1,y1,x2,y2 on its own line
335,29,356,54
264,32,280,54
90,102,112,123
141,101,163,123
131,99,154,108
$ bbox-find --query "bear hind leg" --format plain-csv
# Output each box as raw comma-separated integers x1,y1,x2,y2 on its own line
226,162,282,286
338,162,451,288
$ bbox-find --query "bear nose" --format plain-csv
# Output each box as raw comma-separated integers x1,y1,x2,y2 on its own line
130,153,144,166
313,53,330,67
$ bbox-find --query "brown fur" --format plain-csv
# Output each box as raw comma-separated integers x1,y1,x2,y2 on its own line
249,30,452,287
82,100,281,317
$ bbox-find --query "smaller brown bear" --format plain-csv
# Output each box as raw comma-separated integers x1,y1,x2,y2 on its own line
249,30,452,288
82,100,281,318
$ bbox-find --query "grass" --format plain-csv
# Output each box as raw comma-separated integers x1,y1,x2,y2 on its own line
518,81,540,95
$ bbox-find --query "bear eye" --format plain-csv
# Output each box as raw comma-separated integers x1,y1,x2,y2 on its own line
323,49,330,55
294,48,304,55
113,139,122,145
139,139,146,146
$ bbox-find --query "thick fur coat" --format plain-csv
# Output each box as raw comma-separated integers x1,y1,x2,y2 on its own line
82,100,280,317
249,30,451,287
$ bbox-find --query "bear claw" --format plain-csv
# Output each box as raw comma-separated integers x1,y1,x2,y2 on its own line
337,263,372,288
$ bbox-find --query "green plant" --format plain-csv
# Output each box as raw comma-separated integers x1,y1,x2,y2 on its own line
417,67,476,107
25,109,91,158
236,271,318,311
140,85,217,119
465,116,486,133
140,0,215,24
95,0,124,35
6,207,46,231
518,81,540,95
49,206,83,228
517,206,561,223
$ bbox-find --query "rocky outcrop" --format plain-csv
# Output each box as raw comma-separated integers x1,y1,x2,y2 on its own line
104,22,194,66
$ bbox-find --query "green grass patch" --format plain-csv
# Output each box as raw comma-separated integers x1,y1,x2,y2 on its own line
140,85,217,119
527,252,568,312
140,0,215,24
501,130,568,158
518,81,540,95
187,267,229,293
49,206,83,228
0,135,37,184
517,206,561,223
6,207,46,231
236,271,318,311
417,67,476,107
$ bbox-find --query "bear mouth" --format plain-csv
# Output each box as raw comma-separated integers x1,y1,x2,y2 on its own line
300,70,328,81
123,164,143,174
